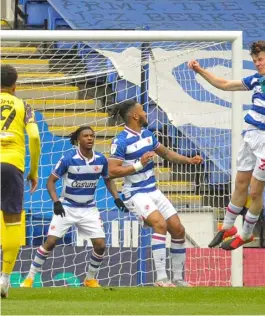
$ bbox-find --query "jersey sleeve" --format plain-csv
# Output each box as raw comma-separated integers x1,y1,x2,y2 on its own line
52,156,68,178
101,156,109,179
242,74,255,90
109,138,126,160
152,132,161,150
23,102,36,125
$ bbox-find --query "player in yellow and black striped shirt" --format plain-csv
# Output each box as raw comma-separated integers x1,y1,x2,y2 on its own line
0,64,41,298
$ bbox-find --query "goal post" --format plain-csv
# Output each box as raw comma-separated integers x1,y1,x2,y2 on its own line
0,30,243,287
231,34,243,287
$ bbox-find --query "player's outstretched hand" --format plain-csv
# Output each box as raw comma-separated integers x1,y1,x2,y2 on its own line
187,60,201,72
115,198,129,212
140,151,155,166
189,155,203,165
26,174,38,193
54,201,66,217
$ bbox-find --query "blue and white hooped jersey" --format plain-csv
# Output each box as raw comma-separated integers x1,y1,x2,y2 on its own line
109,126,160,200
243,73,265,130
52,148,108,207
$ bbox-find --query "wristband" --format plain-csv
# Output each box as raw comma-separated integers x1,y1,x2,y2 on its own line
133,160,144,172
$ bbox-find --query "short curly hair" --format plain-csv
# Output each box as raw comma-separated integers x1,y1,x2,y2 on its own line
1,64,18,88
250,41,265,55
69,125,94,146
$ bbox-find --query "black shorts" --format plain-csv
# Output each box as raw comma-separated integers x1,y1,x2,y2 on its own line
1,163,24,214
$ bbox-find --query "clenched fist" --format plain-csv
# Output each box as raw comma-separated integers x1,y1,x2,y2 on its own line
140,151,155,167
187,60,202,73
189,155,203,165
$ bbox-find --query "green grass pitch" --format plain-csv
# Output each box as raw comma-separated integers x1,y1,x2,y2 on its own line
1,287,265,315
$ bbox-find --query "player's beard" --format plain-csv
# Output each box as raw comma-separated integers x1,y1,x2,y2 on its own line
140,116,148,128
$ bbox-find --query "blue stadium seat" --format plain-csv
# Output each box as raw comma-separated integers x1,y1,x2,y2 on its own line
77,43,108,82
47,6,73,50
22,0,49,28
48,6,73,51
47,5,69,30
114,79,141,103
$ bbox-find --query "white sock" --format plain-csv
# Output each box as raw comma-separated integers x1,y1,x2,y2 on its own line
151,233,167,281
28,246,50,280
242,211,259,240
222,202,243,229
1,273,10,284
86,249,104,280
171,238,186,281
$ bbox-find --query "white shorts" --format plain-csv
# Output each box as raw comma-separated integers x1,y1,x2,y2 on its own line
48,205,105,239
237,129,265,181
123,189,177,224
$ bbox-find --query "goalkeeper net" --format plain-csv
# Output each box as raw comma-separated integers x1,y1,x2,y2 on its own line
1,30,246,287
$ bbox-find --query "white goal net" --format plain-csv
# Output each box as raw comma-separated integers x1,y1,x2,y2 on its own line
0,30,244,287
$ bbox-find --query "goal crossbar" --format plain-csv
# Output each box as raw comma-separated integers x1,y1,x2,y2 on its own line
0,30,242,42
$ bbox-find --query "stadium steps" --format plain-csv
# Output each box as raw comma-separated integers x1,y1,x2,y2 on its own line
114,180,200,206
82,140,170,158
92,139,115,153
16,84,79,99
0,59,50,72
103,153,164,165
159,181,195,193
0,46,38,56
114,167,172,183
49,125,123,137
18,72,65,79
27,99,102,111
166,193,202,207
1,41,22,47
115,180,195,194
43,111,108,126
152,167,171,182
1,45,203,201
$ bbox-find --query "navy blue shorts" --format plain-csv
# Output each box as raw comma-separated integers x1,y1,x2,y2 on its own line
1,163,24,214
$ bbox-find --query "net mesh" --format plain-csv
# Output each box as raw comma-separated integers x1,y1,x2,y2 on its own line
1,39,237,287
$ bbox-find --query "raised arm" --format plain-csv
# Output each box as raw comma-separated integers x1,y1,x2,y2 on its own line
155,143,203,165
188,60,246,91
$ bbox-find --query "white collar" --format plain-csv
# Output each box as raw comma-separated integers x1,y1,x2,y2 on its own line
124,125,142,136
77,148,95,163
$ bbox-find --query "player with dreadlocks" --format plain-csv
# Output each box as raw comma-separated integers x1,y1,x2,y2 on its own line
21,125,127,288
109,100,203,287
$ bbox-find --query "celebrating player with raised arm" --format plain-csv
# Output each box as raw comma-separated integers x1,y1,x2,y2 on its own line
108,100,203,287
21,126,126,288
0,65,41,298
188,40,265,250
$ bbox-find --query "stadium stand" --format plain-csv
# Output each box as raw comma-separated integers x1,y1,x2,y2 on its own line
1,48,204,244
21,0,49,29
47,5,68,30
3,0,264,250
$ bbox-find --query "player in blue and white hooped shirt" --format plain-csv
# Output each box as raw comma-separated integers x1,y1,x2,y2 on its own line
21,126,126,288
108,100,203,287
189,40,265,250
